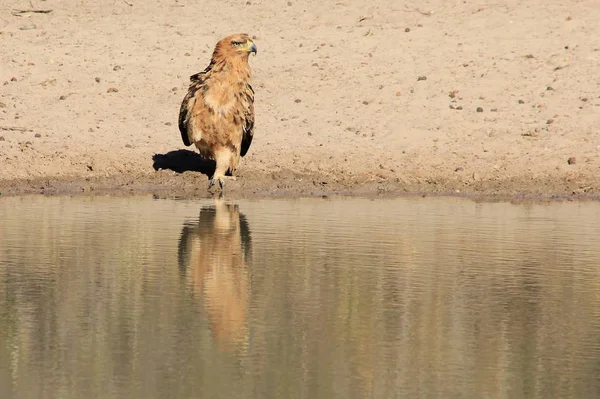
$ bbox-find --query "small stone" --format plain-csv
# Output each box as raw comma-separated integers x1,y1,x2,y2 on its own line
287,1,292,5
456,105,463,110
88,128,94,132
455,167,464,172
567,157,576,165
95,77,101,83
307,132,312,136
476,107,483,112
10,77,17,82
34,133,41,138
417,76,427,81
449,90,458,99
490,108,498,112
113,65,122,71
581,97,588,102
395,91,401,96
405,28,410,32
59,95,66,100
125,144,132,148
107,87,119,93
518,99,525,104
546,86,554,91
165,122,172,126
0,102,6,108
0,136,5,141
546,118,554,124
566,16,572,21
184,52,191,56
87,165,93,171
378,85,384,90
171,87,178,91
362,100,369,105
294,99,302,103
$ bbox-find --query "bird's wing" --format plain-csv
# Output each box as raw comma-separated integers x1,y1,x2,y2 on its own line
240,84,255,157
178,72,208,146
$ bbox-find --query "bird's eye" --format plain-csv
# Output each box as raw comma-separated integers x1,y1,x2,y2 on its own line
232,41,244,47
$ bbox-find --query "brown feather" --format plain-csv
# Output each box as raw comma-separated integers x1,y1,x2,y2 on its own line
178,34,256,181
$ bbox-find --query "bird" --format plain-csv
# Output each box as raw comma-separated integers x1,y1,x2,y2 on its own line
178,33,257,191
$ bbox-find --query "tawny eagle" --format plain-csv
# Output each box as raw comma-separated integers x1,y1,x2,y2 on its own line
178,33,257,190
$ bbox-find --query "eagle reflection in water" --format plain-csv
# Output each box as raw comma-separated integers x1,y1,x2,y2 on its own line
178,199,252,353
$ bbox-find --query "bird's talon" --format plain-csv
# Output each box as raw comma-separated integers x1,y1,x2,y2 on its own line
208,177,225,192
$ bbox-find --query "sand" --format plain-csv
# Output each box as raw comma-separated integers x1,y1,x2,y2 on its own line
1,0,599,199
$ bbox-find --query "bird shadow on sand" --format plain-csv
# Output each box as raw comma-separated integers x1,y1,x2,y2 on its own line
152,150,215,177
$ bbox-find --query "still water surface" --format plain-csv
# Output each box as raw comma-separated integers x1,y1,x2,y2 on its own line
0,196,599,398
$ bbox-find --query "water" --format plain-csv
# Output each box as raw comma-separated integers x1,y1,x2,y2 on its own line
0,196,599,399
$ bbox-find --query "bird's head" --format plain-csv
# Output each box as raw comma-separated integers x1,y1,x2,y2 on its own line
212,33,257,63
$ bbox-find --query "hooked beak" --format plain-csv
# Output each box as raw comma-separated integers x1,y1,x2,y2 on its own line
248,41,257,55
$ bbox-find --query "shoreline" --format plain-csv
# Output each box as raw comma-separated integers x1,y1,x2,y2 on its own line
1,169,598,202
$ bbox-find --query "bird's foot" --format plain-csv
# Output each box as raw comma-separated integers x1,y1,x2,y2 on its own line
208,177,224,191
208,175,237,192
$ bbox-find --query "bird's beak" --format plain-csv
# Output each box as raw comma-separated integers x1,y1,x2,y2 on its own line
247,40,257,55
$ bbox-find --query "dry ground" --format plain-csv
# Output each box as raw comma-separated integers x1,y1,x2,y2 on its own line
1,0,599,199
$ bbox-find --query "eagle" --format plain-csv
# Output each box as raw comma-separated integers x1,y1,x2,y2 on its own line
178,33,257,191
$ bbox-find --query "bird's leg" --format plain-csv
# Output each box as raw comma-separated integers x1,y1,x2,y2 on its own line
208,149,235,191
